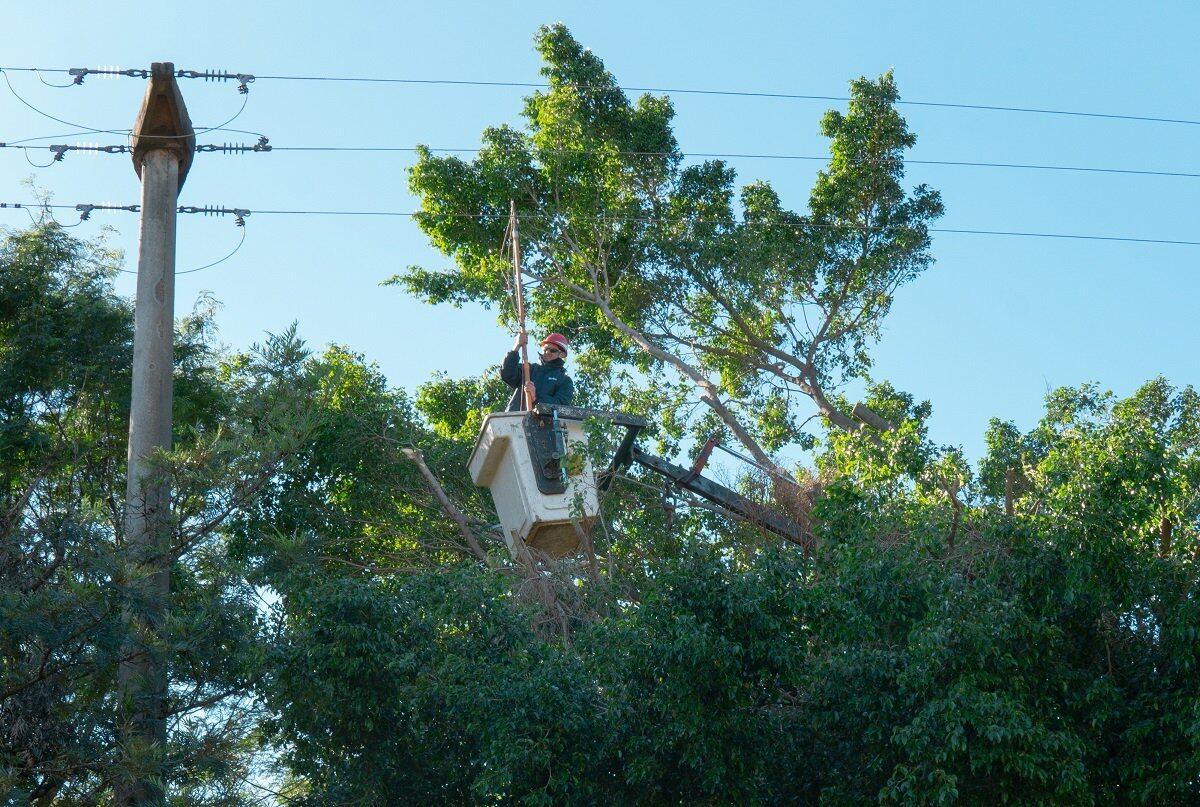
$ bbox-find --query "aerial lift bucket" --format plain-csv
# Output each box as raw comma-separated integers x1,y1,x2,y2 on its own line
468,403,809,561
467,406,600,559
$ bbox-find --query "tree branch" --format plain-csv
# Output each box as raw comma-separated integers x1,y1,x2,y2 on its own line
401,448,492,566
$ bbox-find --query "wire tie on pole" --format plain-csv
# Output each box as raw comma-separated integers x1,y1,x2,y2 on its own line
67,143,129,155
63,203,139,218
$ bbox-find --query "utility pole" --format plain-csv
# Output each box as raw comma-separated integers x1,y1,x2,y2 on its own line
117,62,193,807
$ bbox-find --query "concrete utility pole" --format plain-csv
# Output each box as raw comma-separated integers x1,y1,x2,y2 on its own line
117,62,193,807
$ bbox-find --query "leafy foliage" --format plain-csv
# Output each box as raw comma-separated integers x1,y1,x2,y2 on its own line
3,26,1199,806
399,24,943,471
0,224,263,804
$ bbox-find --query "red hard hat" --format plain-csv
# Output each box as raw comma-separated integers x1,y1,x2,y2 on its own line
540,332,570,355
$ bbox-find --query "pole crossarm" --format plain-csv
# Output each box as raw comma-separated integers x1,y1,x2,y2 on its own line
130,62,195,187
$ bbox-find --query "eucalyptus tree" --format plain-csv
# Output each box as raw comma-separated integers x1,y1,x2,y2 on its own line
401,24,943,475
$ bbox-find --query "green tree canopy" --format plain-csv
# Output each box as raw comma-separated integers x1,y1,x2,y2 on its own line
4,26,1199,806
398,23,943,476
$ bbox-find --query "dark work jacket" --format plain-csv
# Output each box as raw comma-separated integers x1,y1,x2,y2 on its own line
501,350,574,411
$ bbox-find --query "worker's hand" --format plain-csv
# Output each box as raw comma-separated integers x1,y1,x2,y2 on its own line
514,330,528,350
523,381,536,406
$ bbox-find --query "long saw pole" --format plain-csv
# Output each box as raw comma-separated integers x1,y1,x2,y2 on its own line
511,199,532,410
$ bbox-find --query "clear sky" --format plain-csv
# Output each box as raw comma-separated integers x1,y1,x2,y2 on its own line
3,1,1198,464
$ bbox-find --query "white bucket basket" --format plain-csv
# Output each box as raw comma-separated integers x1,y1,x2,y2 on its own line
467,410,599,559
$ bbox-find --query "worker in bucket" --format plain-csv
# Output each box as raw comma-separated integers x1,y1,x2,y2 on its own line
502,330,575,411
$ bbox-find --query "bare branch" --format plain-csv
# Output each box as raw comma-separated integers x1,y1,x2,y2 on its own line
401,448,493,566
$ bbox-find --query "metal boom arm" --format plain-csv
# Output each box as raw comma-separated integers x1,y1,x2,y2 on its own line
629,448,810,547
539,403,810,548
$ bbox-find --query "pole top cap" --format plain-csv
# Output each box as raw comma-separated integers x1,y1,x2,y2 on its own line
131,62,195,188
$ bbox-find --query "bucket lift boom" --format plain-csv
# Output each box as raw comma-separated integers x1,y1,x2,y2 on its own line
535,404,809,546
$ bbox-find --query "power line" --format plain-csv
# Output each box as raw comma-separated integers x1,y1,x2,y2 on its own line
251,211,1200,246
267,145,1200,180
6,138,1200,181
177,226,246,274
0,69,259,139
0,68,129,134
0,202,247,274
248,73,1200,127
4,65,1200,128
0,66,253,91
1,130,111,146
5,202,1198,247
34,69,76,89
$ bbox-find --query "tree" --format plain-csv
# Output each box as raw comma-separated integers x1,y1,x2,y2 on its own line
399,24,943,479
7,27,1199,803
0,223,267,803
2,224,319,804
258,378,1200,804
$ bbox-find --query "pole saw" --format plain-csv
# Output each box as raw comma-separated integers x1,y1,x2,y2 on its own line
510,199,533,410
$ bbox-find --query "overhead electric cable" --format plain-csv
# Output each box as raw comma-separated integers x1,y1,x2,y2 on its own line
176,227,246,274
248,73,1200,127
10,137,1198,181
4,65,1199,127
112,227,246,275
0,69,256,139
4,202,1199,246
0,68,130,134
34,69,76,89
0,201,247,273
20,148,59,168
264,144,1200,180
2,130,103,145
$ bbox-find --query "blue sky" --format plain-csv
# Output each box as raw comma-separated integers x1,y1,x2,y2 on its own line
3,1,1198,464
